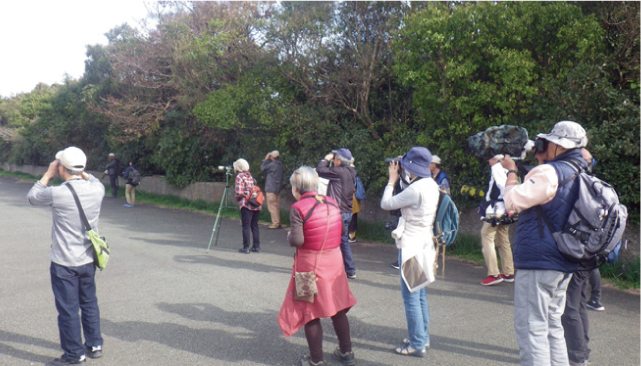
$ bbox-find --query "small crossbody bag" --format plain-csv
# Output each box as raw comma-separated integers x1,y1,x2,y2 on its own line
66,184,110,270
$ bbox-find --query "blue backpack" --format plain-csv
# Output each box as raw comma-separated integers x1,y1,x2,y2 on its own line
433,190,459,246
354,175,366,201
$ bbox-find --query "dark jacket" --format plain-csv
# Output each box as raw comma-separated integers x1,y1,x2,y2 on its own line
260,159,283,194
316,160,356,214
513,149,586,273
106,159,121,176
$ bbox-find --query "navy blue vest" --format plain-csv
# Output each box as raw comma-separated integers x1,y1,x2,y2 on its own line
513,149,586,273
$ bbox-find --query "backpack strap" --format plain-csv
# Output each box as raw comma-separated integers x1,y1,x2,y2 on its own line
65,184,92,233
301,195,339,224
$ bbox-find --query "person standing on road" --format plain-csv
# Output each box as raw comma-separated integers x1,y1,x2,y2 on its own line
429,155,450,195
234,158,261,253
27,146,105,366
501,121,588,366
260,150,283,229
479,155,515,286
105,153,121,198
122,161,139,208
381,147,439,358
278,166,357,366
317,148,357,279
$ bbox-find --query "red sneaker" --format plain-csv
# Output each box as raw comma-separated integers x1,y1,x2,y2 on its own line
481,275,504,286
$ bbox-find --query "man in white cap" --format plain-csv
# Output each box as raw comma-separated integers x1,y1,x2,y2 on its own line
260,150,283,229
501,121,589,366
479,154,515,286
28,147,105,366
429,155,450,195
105,153,122,198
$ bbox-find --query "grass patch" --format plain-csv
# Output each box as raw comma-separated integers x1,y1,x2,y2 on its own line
448,233,485,264
600,257,640,289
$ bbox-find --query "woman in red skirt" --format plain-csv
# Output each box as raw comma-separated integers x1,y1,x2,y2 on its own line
278,166,357,366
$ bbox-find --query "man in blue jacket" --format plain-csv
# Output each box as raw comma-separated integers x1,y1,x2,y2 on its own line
501,121,588,366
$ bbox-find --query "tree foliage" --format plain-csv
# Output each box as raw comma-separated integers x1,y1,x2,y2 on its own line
0,1,638,218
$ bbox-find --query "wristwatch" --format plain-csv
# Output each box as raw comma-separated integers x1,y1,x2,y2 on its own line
507,170,518,177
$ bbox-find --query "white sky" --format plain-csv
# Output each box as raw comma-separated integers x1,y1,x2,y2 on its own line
0,1,151,98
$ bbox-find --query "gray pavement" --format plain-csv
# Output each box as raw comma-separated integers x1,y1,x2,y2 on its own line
0,175,639,366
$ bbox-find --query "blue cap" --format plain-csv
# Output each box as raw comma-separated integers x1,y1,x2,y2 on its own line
332,148,353,161
401,147,432,178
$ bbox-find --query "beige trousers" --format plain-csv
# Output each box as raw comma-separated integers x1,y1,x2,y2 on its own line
265,192,280,226
480,222,514,276
125,184,136,205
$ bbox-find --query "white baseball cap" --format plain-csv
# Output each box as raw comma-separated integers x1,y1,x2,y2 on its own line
55,147,86,172
431,155,441,165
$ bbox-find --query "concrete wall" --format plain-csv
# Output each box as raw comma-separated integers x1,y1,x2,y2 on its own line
0,162,500,239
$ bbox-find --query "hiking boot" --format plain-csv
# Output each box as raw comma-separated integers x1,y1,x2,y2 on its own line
501,274,515,283
250,247,260,253
47,355,86,366
85,345,103,358
586,299,605,311
390,261,400,270
332,347,356,365
481,275,504,286
394,343,426,358
238,247,250,254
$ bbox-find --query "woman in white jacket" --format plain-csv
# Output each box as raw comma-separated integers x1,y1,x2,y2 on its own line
381,147,440,358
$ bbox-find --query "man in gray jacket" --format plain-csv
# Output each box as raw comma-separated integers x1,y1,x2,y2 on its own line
28,146,105,366
317,148,357,279
260,150,283,229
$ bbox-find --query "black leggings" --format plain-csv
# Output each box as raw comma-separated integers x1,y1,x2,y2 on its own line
304,309,351,363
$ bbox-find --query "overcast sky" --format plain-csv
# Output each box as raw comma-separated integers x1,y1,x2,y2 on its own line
0,1,151,98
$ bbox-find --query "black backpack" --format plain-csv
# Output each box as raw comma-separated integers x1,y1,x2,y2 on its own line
129,168,142,186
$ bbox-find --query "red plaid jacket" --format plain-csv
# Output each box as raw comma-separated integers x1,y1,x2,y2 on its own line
235,171,261,211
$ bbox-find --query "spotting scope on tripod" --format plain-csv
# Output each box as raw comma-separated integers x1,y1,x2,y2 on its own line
206,165,237,251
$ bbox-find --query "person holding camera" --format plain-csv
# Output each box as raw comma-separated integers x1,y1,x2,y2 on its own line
105,153,122,198
501,121,588,366
233,158,261,253
316,148,357,279
27,147,105,366
380,147,439,357
479,154,515,286
260,150,283,229
278,166,357,366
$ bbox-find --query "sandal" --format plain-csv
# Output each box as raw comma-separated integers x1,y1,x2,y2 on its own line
394,343,426,358
402,337,431,349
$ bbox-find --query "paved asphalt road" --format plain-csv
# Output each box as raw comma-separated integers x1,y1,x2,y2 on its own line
0,175,638,366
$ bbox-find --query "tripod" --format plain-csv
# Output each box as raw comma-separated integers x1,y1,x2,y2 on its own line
207,169,237,251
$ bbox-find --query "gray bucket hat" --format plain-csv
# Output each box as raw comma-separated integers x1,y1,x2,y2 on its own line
537,121,588,149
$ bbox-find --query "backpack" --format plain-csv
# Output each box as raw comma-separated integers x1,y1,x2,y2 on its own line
433,190,459,246
129,168,141,186
354,175,366,201
540,160,628,263
246,179,264,208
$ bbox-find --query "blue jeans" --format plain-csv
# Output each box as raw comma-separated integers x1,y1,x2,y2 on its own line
340,212,355,275
50,262,103,359
399,250,429,350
